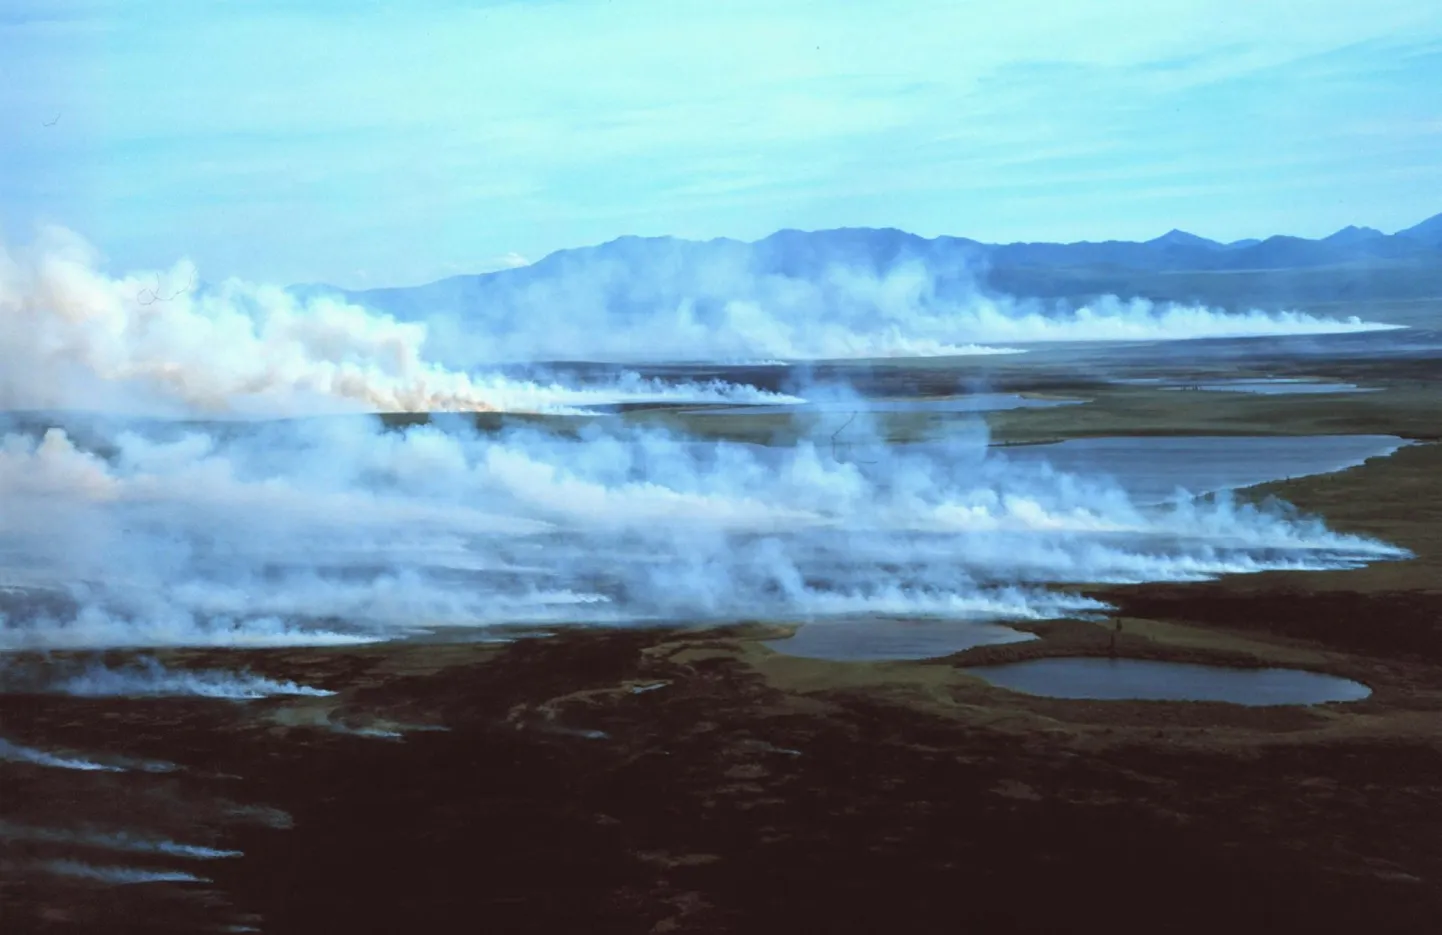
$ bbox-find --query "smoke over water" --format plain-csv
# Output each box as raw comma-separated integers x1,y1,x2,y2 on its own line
0,228,1412,651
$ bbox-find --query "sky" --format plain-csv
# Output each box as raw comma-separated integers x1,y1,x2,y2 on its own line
3,0,1441,288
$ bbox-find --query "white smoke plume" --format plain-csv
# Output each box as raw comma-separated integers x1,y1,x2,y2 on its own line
0,226,1412,652
0,227,795,416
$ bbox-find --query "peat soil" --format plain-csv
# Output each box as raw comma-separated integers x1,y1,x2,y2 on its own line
2,613,1440,934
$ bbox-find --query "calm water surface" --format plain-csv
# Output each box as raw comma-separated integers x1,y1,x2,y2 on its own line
964,657,1371,705
765,618,1036,662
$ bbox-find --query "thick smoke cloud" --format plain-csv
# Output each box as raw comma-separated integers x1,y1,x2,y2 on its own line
0,227,1411,652
0,228,795,416
0,413,1406,650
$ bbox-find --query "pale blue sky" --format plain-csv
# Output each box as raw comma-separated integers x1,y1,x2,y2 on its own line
4,0,1441,287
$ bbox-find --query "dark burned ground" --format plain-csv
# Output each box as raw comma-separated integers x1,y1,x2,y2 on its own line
2,608,1440,934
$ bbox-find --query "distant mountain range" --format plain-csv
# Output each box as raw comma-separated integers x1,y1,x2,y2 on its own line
297,211,1442,325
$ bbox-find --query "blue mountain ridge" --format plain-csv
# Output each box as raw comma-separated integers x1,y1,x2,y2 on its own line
290,211,1442,317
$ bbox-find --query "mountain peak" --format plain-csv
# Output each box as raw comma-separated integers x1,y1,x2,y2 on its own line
306,212,1442,297
1323,225,1384,245
1147,229,1221,249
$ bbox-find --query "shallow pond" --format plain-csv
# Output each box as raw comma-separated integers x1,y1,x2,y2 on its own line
764,618,1036,662
963,657,1371,706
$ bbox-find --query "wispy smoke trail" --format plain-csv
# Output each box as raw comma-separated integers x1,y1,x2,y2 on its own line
933,296,1398,345
27,657,334,699
365,251,1401,365
1,823,242,859
0,737,124,772
39,859,209,885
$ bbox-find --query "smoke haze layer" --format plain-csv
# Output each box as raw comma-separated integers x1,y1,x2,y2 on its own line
333,240,1403,365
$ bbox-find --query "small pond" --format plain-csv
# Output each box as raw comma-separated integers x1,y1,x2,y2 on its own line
765,618,1036,662
963,657,1371,706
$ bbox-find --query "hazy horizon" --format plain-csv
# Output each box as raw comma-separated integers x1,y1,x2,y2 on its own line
5,0,1440,288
